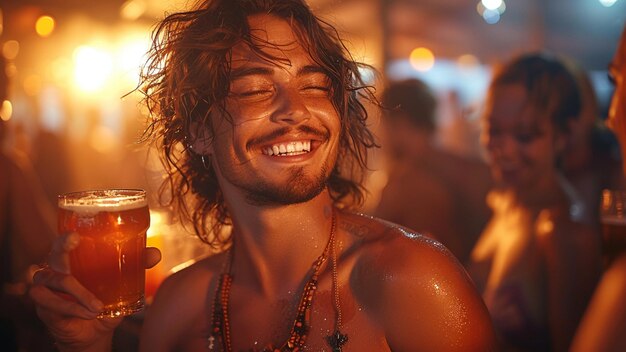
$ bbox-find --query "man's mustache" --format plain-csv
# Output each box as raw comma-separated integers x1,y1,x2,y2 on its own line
247,125,329,148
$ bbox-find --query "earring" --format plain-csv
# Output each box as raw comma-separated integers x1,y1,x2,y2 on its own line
201,155,210,170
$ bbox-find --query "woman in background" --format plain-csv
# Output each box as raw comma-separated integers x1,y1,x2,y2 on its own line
468,53,603,352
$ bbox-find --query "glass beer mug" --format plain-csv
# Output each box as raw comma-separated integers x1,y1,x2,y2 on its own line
58,189,150,317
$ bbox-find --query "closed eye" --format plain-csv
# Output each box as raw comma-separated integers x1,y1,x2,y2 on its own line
302,85,330,92
237,89,273,97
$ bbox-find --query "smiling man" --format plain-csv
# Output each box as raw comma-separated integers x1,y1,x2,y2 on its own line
29,1,495,351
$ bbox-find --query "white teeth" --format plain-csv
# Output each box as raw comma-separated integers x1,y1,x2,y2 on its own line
262,140,313,156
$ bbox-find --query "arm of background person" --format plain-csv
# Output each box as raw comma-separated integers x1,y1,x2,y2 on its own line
536,209,603,351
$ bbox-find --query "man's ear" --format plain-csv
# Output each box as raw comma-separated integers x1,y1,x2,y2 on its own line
188,121,213,155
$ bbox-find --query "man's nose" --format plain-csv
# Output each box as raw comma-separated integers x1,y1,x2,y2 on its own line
270,87,311,124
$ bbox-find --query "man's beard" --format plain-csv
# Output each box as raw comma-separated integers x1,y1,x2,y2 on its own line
239,163,330,206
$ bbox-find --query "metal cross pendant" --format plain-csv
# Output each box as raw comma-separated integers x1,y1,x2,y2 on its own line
326,330,348,352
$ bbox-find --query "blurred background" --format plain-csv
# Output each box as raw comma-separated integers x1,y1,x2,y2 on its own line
1,0,624,196
0,0,625,287
0,3,625,349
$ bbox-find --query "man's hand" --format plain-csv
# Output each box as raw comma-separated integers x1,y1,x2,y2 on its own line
29,233,161,352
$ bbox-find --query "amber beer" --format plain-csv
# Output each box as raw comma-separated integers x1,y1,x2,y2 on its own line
58,189,150,318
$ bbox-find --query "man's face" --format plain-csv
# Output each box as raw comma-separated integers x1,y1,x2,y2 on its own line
204,14,341,206
607,28,626,169
482,84,562,192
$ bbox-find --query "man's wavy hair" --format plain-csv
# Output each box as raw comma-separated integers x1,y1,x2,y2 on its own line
139,0,378,250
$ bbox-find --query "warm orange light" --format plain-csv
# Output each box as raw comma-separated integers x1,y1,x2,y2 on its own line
23,75,43,97
120,0,147,20
409,47,435,72
35,15,55,38
2,40,19,60
0,100,13,121
73,45,113,93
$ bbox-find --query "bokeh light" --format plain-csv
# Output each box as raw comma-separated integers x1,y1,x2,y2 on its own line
599,0,618,7
35,15,56,37
2,40,20,60
0,100,12,121
481,0,503,11
120,0,147,20
73,45,113,93
117,37,150,89
409,47,435,72
477,0,506,24
457,54,480,69
483,9,501,24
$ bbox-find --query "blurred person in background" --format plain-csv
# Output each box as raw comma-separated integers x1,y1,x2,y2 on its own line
374,78,492,264
0,57,57,350
467,53,603,352
28,0,496,351
571,24,626,352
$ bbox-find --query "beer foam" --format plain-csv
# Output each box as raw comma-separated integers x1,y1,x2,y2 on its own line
59,190,147,213
601,215,626,225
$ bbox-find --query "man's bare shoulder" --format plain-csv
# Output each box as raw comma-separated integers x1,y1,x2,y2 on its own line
140,252,226,351
338,211,496,350
339,210,454,264
339,211,473,303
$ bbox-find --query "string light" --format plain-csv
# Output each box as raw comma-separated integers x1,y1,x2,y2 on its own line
481,0,503,10
409,47,435,72
477,0,506,24
35,15,55,38
598,0,618,7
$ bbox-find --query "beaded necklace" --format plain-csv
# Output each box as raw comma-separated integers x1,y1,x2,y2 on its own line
207,210,348,352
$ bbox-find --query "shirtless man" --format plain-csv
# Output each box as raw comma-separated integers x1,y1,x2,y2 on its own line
29,0,496,351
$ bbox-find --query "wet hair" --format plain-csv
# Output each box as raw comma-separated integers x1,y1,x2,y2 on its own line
381,78,437,133
139,0,378,250
488,53,582,133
